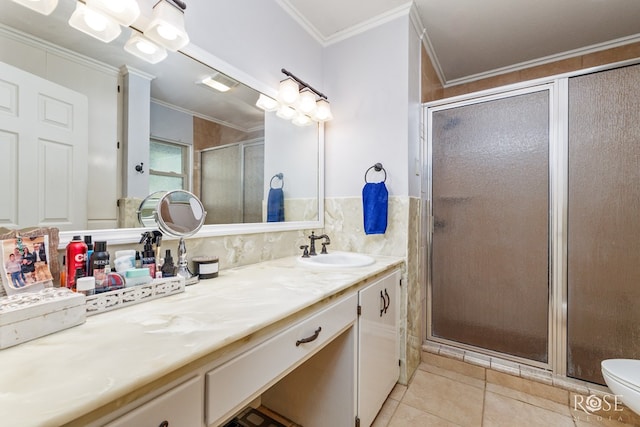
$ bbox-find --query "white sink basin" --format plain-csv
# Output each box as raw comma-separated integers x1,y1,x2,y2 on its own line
297,252,375,268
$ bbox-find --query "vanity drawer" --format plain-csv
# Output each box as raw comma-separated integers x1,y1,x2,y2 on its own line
205,293,357,426
105,376,203,427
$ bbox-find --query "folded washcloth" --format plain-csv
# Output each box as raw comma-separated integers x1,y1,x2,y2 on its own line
267,188,285,222
362,182,388,234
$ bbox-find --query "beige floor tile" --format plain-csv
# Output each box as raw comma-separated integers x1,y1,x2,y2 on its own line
422,352,486,380
483,391,574,427
487,369,569,405
419,362,486,390
389,383,408,401
402,370,484,426
372,397,400,427
486,383,572,417
388,402,461,427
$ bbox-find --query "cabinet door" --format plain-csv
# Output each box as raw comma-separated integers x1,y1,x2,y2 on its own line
358,270,400,427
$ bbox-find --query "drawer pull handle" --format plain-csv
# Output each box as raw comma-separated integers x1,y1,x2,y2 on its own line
384,289,390,314
380,290,385,317
296,327,322,346
159,421,169,427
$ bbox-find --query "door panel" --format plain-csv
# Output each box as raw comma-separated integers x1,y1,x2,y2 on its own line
430,90,550,363
567,64,640,384
0,61,88,230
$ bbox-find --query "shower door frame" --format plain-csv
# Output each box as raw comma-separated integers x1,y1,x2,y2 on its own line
423,57,640,376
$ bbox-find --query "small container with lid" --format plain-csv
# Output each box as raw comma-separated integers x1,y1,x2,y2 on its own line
76,276,95,296
124,268,152,287
192,256,219,279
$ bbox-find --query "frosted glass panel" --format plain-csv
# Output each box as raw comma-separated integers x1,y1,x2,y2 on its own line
431,91,550,362
567,65,640,384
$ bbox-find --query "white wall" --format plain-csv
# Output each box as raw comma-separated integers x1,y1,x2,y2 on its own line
150,102,194,146
323,16,411,198
263,112,318,200
185,0,324,97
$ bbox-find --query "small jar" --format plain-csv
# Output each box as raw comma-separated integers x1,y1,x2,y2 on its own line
192,256,219,279
76,276,95,296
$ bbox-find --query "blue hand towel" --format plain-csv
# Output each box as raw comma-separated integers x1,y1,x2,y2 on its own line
267,188,285,222
362,182,388,234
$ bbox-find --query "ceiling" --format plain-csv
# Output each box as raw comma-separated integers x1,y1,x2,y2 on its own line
280,0,640,85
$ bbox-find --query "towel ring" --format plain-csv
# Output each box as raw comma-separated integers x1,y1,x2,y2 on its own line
270,173,284,189
364,163,387,183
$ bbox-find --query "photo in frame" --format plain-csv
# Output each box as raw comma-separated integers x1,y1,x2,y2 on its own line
0,228,59,297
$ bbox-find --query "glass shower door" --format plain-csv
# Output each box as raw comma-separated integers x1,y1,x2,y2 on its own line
429,89,551,363
567,64,640,384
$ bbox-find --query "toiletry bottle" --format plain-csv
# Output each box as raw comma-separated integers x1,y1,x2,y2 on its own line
84,235,93,274
90,241,110,293
161,249,175,277
66,236,87,290
141,241,156,278
59,256,66,288
135,251,142,268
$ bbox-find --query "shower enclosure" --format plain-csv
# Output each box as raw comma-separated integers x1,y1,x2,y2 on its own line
425,62,640,384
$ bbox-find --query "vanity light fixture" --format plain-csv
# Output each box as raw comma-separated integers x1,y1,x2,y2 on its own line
276,105,297,120
292,112,313,127
124,30,167,64
68,1,122,43
10,0,58,16
85,0,140,27
261,68,332,124
144,0,190,51
255,94,279,112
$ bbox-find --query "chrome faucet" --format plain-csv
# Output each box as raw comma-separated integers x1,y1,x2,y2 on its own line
308,231,330,256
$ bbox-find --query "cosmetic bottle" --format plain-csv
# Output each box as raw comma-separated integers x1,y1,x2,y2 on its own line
90,241,110,293
141,242,156,278
66,236,87,290
76,276,95,296
135,251,142,268
161,249,175,277
84,235,93,274
59,256,66,288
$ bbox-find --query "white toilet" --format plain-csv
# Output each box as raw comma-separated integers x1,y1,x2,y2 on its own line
601,359,640,415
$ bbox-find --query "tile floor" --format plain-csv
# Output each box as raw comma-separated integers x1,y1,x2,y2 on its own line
372,353,640,427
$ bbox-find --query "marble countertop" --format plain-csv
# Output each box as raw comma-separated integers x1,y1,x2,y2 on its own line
0,253,403,427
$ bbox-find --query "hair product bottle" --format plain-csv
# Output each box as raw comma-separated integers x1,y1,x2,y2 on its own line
90,241,110,293
65,236,87,290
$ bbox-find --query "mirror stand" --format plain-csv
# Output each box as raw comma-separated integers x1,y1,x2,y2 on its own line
176,238,199,285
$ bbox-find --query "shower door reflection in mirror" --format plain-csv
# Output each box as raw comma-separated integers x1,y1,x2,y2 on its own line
429,89,550,363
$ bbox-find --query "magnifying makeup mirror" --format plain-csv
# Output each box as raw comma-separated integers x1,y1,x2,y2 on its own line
138,190,206,285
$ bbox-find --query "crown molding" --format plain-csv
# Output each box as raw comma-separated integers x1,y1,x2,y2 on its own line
438,33,640,88
276,0,413,47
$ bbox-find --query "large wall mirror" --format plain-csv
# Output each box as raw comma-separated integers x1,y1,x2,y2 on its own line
0,1,323,246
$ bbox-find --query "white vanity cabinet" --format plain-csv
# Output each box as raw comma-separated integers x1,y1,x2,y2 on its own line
357,269,401,427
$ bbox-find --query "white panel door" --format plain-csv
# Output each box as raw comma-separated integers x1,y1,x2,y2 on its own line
358,269,400,427
0,61,88,230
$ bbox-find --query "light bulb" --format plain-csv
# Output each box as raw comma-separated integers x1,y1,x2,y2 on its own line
256,94,279,111
276,105,296,120
298,88,317,115
278,78,299,106
157,24,179,41
84,8,108,31
136,40,158,55
108,0,126,13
